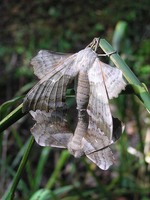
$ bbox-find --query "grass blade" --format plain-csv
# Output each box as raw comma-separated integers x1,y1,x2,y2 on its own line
99,39,150,112
46,150,70,190
0,104,25,133
2,136,35,200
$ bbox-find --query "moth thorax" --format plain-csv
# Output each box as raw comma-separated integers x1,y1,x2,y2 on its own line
76,71,90,110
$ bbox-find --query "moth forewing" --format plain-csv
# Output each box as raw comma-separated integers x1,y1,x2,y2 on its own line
82,129,111,154
87,58,113,141
99,61,126,99
98,60,126,143
22,54,79,113
85,147,114,170
82,56,126,169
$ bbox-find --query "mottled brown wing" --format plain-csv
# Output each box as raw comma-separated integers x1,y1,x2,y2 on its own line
82,116,114,170
82,116,123,170
85,147,114,170
87,58,126,140
82,58,125,170
31,50,72,79
30,110,73,148
99,61,126,99
23,53,78,113
87,58,113,139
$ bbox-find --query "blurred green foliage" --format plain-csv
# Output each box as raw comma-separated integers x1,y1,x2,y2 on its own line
0,1,150,200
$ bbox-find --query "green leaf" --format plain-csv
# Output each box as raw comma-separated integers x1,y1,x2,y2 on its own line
30,185,74,200
112,21,128,51
131,83,148,94
30,189,53,200
0,96,23,120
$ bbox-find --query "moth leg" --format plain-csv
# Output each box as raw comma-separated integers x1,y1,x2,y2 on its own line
97,50,117,57
86,37,100,52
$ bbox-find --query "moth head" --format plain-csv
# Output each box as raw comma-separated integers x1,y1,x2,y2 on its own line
75,48,97,72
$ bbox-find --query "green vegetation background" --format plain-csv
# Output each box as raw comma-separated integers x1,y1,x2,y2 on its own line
0,1,150,199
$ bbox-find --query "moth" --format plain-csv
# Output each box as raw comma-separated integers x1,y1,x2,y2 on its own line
23,38,126,170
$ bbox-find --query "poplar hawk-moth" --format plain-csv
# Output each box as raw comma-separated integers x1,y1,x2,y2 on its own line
23,38,126,170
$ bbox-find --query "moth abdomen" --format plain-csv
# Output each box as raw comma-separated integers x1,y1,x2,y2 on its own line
76,71,90,110
67,115,88,158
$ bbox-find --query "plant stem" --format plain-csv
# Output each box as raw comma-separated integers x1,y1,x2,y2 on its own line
2,136,35,200
0,104,25,133
99,39,150,112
